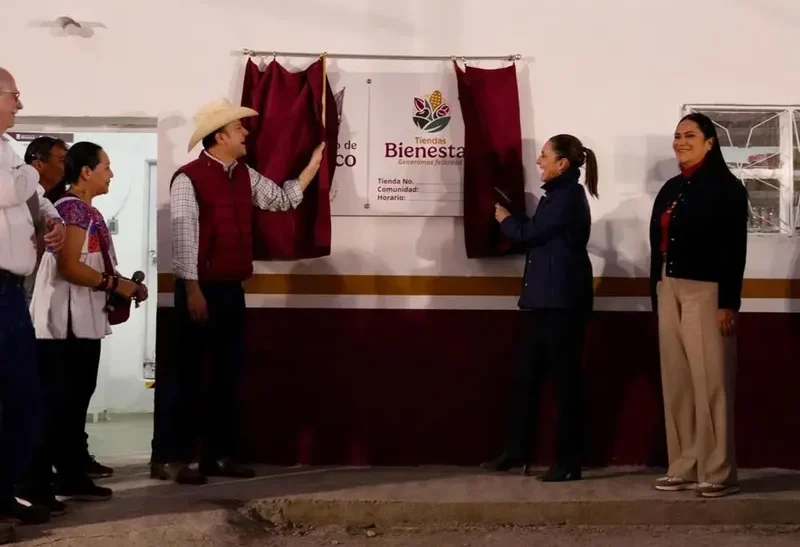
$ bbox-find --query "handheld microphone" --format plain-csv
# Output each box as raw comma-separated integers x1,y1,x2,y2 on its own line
132,271,145,307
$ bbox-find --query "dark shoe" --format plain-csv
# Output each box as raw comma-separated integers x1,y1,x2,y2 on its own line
0,499,50,525
151,463,207,485
537,465,582,482
480,453,526,474
84,455,114,479
17,491,67,517
199,459,256,479
55,477,113,502
39,497,67,517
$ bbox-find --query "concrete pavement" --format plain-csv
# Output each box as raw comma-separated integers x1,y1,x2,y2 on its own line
11,465,800,545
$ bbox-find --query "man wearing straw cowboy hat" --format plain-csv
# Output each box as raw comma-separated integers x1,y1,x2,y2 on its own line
151,98,325,484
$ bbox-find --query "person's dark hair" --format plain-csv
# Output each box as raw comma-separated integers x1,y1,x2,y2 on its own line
549,134,599,198
678,112,731,173
63,142,104,186
24,136,68,165
202,128,223,150
47,181,67,202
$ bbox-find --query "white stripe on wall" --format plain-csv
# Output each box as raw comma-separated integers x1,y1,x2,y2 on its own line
156,294,800,313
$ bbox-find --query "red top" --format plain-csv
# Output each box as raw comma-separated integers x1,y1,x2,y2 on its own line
660,159,705,254
171,153,255,282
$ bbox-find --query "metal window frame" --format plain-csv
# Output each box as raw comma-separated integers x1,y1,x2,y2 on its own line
682,104,798,236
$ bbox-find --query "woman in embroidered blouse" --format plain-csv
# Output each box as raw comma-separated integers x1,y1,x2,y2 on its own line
29,142,148,503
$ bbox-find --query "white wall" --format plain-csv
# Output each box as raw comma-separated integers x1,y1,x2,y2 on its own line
4,0,800,288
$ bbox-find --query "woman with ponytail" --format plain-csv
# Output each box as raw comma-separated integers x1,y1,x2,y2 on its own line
483,134,598,482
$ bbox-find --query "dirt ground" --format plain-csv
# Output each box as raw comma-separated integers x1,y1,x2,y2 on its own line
13,509,800,547
274,524,800,547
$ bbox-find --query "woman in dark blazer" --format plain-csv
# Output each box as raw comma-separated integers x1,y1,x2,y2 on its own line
649,112,748,498
482,134,598,482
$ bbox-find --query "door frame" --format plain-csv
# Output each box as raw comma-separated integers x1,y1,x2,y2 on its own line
143,159,158,386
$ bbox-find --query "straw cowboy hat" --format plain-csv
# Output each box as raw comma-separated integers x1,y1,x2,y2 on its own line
187,98,258,152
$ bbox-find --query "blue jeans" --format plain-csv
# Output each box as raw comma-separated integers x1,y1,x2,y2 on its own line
0,281,41,505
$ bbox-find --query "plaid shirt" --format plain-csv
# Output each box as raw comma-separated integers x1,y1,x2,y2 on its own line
170,151,303,280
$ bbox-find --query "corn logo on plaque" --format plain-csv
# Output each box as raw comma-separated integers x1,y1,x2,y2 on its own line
412,89,452,133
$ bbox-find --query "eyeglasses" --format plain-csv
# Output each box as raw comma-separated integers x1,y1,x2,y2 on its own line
0,90,20,101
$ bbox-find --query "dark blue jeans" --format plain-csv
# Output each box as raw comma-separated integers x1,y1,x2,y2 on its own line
0,281,41,505
151,280,246,465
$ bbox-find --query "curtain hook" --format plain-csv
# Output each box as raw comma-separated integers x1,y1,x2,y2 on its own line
272,51,277,61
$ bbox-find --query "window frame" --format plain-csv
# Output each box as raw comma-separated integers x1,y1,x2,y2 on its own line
681,104,799,236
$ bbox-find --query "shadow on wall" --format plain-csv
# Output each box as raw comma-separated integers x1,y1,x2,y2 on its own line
517,62,539,202
582,135,675,468
155,114,186,275
327,68,360,213
591,136,675,283
522,136,543,209
156,205,170,284
517,48,542,225
229,57,247,104
282,251,391,307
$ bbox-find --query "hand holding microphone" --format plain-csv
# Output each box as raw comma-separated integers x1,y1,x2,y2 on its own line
111,271,148,307
131,270,148,307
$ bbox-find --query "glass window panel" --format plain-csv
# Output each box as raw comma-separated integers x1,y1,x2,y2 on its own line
743,177,780,233
691,109,782,170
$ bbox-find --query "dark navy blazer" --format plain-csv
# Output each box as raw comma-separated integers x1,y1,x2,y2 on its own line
500,168,594,311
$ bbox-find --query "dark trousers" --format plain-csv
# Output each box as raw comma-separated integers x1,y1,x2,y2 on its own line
151,280,246,464
0,281,41,505
505,307,589,469
21,333,100,493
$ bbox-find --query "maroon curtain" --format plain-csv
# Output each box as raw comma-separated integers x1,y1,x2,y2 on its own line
240,59,340,260
455,62,526,258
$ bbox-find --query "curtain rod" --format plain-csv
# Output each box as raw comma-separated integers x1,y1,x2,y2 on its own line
241,49,521,62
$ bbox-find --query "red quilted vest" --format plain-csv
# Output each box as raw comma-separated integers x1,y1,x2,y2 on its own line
171,153,254,282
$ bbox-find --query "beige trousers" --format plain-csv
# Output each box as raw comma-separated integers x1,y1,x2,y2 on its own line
657,266,738,486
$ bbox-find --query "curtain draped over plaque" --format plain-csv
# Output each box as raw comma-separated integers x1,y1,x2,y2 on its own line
240,58,340,260
454,62,526,258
